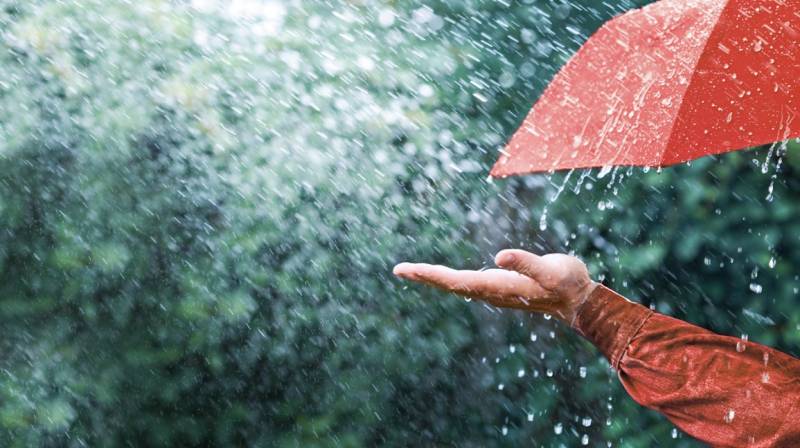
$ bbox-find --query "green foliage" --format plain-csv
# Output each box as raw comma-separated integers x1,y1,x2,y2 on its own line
1,0,793,447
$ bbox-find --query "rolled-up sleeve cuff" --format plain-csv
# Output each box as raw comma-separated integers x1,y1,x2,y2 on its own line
571,285,653,369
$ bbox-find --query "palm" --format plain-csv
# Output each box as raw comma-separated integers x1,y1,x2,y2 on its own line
393,250,596,324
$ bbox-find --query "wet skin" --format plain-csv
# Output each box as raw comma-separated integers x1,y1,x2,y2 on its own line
393,249,598,325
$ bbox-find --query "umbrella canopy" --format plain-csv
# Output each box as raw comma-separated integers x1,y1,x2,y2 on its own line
491,0,800,177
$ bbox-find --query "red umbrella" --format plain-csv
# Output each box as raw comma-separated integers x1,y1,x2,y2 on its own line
491,0,800,177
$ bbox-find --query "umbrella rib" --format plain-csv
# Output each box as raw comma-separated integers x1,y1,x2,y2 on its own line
661,0,733,166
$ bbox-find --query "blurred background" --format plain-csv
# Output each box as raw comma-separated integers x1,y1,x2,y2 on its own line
1,0,799,446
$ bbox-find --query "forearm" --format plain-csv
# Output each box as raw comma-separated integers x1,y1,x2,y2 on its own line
572,285,653,368
573,285,800,447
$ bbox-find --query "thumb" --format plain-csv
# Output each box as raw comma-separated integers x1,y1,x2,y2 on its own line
495,249,552,285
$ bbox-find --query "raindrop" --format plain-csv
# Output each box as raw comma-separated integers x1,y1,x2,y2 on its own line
418,84,435,98
724,409,735,424
378,9,396,27
581,434,589,445
736,334,747,353
554,423,563,435
597,165,613,179
766,181,775,202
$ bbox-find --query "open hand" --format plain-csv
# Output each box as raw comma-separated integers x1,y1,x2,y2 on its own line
393,249,597,325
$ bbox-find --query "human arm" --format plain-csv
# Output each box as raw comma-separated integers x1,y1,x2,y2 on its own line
394,250,800,447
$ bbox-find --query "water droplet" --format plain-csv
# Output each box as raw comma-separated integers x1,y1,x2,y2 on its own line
581,417,592,427
418,84,435,98
737,334,748,353
581,434,589,445
579,366,587,378
378,9,396,27
554,423,563,435
724,409,735,424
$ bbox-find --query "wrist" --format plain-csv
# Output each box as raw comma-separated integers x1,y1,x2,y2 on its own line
582,281,600,303
567,280,599,326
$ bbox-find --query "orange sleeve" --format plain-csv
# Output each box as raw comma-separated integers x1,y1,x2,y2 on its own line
573,285,800,447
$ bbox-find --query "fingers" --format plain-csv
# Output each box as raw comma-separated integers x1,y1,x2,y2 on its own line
393,263,483,294
494,249,551,284
393,263,548,301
